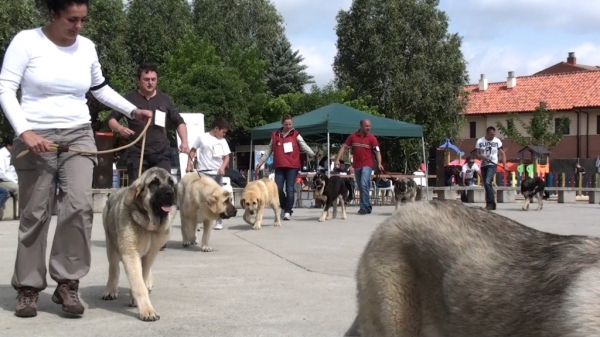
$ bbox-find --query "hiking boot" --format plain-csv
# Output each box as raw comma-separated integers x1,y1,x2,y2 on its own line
15,288,39,318
52,280,84,315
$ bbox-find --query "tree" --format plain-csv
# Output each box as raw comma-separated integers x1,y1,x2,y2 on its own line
333,0,469,171
191,0,285,61
82,0,134,131
0,0,44,138
266,35,314,97
125,0,193,67
495,102,570,149
159,34,267,146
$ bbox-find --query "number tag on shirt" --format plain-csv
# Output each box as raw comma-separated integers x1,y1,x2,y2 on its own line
283,142,293,153
154,109,166,127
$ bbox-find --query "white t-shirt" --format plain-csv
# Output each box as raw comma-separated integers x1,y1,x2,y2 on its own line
192,132,231,174
0,147,17,184
0,28,136,136
475,136,503,166
461,162,479,179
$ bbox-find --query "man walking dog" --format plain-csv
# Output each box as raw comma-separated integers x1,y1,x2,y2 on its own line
335,119,384,215
475,126,506,210
186,117,232,230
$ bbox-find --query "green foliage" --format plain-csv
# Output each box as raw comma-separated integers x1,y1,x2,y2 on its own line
495,102,570,149
191,0,285,61
125,0,193,67
159,34,268,146
84,0,133,93
266,35,314,97
263,83,381,124
0,0,44,138
83,0,134,131
333,0,469,171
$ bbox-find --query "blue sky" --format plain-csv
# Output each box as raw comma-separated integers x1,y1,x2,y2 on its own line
272,0,600,88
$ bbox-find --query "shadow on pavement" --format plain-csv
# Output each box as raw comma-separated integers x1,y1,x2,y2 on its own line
79,285,139,320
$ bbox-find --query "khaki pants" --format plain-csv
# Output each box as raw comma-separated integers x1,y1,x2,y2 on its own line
0,180,19,199
10,125,97,291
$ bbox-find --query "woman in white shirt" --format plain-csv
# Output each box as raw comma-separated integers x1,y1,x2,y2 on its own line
0,0,152,318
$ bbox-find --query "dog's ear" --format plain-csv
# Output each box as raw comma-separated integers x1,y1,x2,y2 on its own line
124,178,143,207
257,197,264,208
207,195,221,215
172,182,179,206
240,198,246,209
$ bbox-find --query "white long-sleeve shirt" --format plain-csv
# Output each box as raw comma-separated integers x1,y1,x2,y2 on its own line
0,147,17,184
0,27,137,136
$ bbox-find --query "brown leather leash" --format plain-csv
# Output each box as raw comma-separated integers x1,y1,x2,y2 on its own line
16,118,153,178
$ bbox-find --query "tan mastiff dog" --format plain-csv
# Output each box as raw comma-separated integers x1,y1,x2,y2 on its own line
240,177,281,230
101,167,178,322
177,172,238,251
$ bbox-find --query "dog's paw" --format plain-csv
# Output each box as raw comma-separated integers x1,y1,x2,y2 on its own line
252,225,261,230
274,221,281,227
341,214,347,220
325,215,332,220
182,239,198,247
101,290,118,300
139,308,160,322
318,217,325,222
145,281,153,293
201,245,213,252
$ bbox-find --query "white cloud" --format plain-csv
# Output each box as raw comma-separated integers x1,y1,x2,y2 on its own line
272,0,351,88
272,0,600,88
464,42,600,84
295,43,337,88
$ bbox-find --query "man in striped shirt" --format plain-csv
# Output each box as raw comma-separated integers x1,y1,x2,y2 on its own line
335,119,384,215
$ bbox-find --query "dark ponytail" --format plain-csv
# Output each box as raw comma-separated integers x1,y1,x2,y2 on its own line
36,0,89,15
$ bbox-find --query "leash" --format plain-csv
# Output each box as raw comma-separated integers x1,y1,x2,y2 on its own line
16,118,153,178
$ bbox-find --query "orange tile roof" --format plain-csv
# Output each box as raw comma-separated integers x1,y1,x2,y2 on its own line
463,71,600,115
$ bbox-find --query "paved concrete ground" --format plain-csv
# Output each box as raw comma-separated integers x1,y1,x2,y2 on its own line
0,200,598,336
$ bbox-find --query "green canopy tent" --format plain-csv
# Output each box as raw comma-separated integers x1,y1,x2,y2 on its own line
249,103,429,198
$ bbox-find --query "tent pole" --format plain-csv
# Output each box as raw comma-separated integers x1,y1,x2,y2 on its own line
248,140,253,183
421,137,428,200
327,133,331,178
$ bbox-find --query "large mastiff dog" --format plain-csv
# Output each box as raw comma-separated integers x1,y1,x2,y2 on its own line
345,200,600,336
101,167,178,322
178,172,237,251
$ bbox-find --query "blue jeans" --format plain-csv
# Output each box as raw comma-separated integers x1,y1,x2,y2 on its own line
355,167,373,211
274,168,298,214
0,187,8,209
481,164,497,205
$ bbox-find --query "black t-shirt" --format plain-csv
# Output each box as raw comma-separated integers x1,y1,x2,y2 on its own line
109,90,185,154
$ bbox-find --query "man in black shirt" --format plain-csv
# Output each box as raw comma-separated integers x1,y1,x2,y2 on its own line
107,63,189,183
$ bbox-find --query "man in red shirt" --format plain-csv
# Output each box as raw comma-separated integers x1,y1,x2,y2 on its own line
335,119,384,214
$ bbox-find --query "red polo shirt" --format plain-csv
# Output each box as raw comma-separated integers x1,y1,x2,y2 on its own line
345,131,380,169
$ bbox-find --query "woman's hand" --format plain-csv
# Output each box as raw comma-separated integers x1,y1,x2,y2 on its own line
20,130,52,154
134,109,153,123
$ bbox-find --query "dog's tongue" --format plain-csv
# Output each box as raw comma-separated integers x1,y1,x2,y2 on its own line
161,205,173,212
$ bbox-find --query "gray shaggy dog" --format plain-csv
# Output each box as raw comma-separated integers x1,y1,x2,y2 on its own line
345,199,600,337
